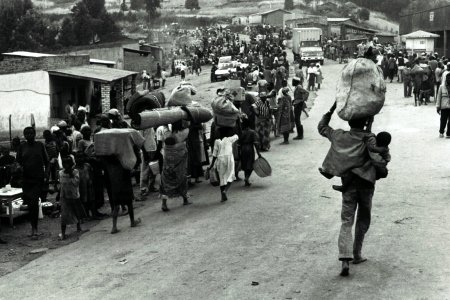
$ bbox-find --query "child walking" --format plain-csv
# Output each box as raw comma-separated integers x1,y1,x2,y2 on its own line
240,118,261,186
59,157,87,240
209,127,239,202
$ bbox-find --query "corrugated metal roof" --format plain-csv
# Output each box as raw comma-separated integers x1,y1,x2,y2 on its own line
48,65,137,83
2,51,56,57
327,18,351,22
402,30,440,38
250,8,293,16
90,58,116,65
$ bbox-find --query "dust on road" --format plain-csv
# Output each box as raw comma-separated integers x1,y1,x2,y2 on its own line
1,60,449,300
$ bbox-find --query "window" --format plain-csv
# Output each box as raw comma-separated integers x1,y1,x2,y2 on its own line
420,40,425,45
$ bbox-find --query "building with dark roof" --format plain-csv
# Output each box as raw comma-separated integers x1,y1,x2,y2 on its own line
399,4,450,57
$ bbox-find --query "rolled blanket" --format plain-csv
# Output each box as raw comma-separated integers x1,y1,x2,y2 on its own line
336,58,386,121
181,106,213,124
94,128,145,170
132,108,186,130
127,91,164,120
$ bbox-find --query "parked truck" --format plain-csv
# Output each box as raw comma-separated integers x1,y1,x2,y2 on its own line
292,27,324,65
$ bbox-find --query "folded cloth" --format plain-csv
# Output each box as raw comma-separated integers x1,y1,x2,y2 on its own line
94,129,145,170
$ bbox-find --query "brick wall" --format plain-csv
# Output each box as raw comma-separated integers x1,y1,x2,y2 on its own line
101,83,111,113
114,80,124,115
0,55,90,75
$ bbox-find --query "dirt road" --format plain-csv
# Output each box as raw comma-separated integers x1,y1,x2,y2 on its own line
1,60,449,299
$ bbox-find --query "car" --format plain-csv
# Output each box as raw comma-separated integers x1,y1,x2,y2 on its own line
214,56,249,81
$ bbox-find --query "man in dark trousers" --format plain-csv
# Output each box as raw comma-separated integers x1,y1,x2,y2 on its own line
292,77,309,140
318,102,377,277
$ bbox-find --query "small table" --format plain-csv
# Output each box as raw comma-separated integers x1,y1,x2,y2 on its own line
0,188,24,227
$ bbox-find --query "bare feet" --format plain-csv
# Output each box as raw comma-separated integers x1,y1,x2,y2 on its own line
221,192,228,202
340,261,350,277
131,218,142,227
161,205,170,212
111,228,120,234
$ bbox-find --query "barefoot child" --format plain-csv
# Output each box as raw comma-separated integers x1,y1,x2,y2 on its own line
208,127,239,202
59,157,86,240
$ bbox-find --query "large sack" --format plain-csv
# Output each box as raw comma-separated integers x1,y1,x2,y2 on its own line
214,114,238,128
336,58,386,121
211,94,240,116
94,128,145,170
167,83,197,107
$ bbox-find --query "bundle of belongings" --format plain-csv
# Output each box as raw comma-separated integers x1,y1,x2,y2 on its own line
319,55,391,191
129,83,212,130
211,88,240,128
94,128,145,170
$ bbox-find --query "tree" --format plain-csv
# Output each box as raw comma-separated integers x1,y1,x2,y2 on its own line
0,0,35,52
120,0,128,11
58,17,76,47
82,0,105,18
144,0,160,23
130,0,143,10
284,0,293,10
185,0,200,10
72,1,93,44
358,8,370,21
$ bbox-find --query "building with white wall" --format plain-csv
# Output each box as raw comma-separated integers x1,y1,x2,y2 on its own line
402,30,439,55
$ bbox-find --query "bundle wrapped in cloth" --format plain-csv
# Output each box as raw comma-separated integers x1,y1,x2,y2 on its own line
335,58,386,121
211,90,240,127
131,106,213,130
167,82,197,107
94,128,145,170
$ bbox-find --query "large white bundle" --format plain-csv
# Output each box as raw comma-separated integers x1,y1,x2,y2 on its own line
336,58,386,121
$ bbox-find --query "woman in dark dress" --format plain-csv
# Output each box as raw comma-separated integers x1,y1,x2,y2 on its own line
101,155,141,234
16,127,49,239
240,119,261,186
187,122,205,185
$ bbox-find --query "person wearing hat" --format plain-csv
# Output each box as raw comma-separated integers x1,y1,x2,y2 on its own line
254,92,272,151
276,87,293,144
292,77,309,140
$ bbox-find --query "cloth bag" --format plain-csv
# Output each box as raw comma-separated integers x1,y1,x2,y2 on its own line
336,58,386,121
208,168,220,186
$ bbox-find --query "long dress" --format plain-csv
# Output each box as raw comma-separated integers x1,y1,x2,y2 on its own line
255,99,272,151
187,123,204,179
276,94,292,135
213,135,239,186
160,128,189,198
240,129,259,172
59,169,86,225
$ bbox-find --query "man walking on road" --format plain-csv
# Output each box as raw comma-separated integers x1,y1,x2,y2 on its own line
318,103,377,277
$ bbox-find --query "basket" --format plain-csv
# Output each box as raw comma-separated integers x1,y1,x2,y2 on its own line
253,156,272,178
